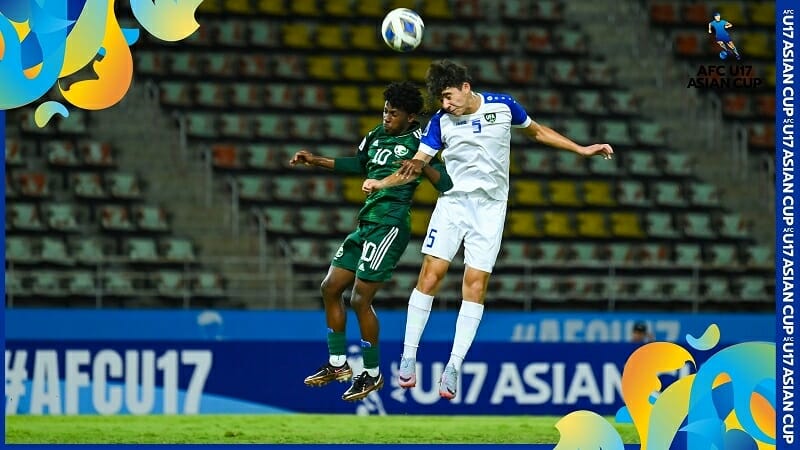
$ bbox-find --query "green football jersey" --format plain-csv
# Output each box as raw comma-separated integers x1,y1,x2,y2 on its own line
356,122,429,226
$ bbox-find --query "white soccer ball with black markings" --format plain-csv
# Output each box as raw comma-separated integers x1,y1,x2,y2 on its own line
381,8,424,52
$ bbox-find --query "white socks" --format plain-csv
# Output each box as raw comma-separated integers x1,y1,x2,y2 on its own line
402,289,434,359
329,354,347,367
448,301,484,371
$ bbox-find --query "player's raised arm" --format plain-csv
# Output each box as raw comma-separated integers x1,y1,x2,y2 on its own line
363,154,451,194
521,119,614,160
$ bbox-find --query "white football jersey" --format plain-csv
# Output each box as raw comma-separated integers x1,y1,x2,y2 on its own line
419,92,531,201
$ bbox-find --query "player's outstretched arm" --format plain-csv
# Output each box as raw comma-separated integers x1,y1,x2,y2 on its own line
289,149,365,174
422,159,453,192
522,120,614,159
395,150,434,178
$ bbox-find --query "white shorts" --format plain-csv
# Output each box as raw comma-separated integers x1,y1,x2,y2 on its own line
420,192,507,273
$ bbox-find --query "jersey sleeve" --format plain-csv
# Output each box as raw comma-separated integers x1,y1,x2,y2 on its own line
428,157,453,192
507,95,532,128
419,113,444,157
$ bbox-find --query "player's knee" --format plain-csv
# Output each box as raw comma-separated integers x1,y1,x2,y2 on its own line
349,292,372,311
320,277,342,299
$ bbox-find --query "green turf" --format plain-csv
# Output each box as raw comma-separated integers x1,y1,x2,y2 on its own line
6,414,641,444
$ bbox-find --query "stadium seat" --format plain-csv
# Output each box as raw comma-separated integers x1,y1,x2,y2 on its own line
533,0,564,22
135,205,170,232
638,243,671,266
583,60,615,86
194,272,226,298
220,113,255,139
682,213,716,239
241,54,272,78
716,1,747,24
531,241,570,266
646,212,680,238
747,122,774,149
8,203,45,231
605,90,639,116
471,58,505,84
722,93,752,118
517,150,553,174
523,27,554,54
754,94,775,119
5,138,25,166
649,1,679,25
582,181,616,207
236,176,271,202
307,56,339,81
667,277,697,303
498,241,530,266
511,180,548,206
570,242,599,264
341,177,367,205
205,53,240,78
597,120,633,146
73,173,108,199
661,153,693,177
703,276,731,301
674,243,702,267
673,32,703,57
610,212,646,239
331,85,365,111
261,207,297,234
195,82,228,108
688,182,721,208
547,60,581,86
653,181,688,208
212,145,241,170
408,58,433,82
254,113,288,139
72,237,108,265
633,121,667,147
744,244,772,270
272,176,307,202
155,271,188,298
736,276,768,301
505,59,539,86
135,51,165,75
162,238,197,263
40,237,72,265
316,24,348,50
339,56,372,82
617,180,651,207
281,23,314,49
553,151,588,175
229,83,262,108
168,53,200,76
558,119,592,143
506,211,541,238
682,3,710,25
542,212,576,238
717,213,750,239
107,173,143,200
298,208,334,235
160,81,193,107
45,140,81,168
575,212,610,238
554,28,588,55
16,172,50,198
708,243,739,268
31,271,66,298
308,177,343,203
325,115,359,142
244,145,282,170
102,271,137,297
80,141,114,168
185,113,218,138
588,154,622,175
574,90,606,115
412,180,441,205
625,151,660,176
127,238,160,263
548,181,581,206
43,203,81,232
6,270,29,300
59,109,88,135
67,270,96,297
7,236,38,264
100,205,135,232
331,208,359,234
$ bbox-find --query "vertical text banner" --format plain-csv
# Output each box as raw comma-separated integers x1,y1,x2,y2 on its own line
777,1,797,449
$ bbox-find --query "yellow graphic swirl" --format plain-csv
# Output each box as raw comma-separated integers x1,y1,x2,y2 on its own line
59,0,107,78
553,410,624,450
130,0,203,42
622,342,695,450
58,0,131,110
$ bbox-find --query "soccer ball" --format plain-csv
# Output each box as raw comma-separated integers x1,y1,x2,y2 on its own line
719,50,729,60
381,8,424,52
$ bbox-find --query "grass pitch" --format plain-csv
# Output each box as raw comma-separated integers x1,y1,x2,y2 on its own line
6,414,640,444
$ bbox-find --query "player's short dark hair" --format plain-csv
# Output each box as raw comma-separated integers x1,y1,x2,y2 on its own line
633,322,647,332
426,59,473,99
384,81,424,115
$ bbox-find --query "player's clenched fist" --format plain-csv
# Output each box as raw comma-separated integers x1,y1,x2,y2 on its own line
290,150,314,166
362,179,383,194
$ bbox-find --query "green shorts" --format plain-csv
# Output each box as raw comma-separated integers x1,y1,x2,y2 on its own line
331,221,410,283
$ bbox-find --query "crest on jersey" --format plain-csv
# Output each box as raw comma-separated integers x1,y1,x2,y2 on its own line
394,144,409,157
484,113,496,123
